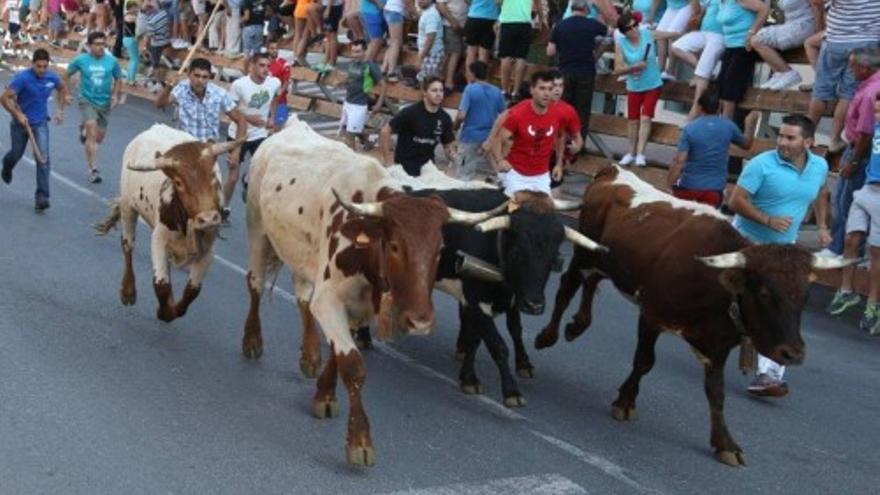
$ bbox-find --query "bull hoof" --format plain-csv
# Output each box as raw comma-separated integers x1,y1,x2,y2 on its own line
611,404,637,421
156,306,176,323
503,395,527,408
346,445,376,467
715,450,746,467
299,356,322,379
242,338,263,360
120,289,136,306
534,329,558,349
460,382,482,395
564,320,588,342
454,350,466,361
516,366,535,379
312,397,339,419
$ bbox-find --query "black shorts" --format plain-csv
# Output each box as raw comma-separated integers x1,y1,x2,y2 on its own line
9,22,20,36
464,17,495,50
718,47,756,103
241,137,265,159
322,4,344,32
278,3,295,17
498,22,532,59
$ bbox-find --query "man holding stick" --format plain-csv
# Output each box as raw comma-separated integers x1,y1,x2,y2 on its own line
1,49,68,212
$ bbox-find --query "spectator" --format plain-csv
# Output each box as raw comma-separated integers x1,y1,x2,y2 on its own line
797,0,827,92
241,0,268,55
64,31,122,184
667,92,759,208
0,49,67,211
142,0,171,92
340,38,385,150
808,0,880,153
463,0,498,70
547,0,609,141
156,58,248,221
45,0,64,46
415,0,444,83
453,60,505,181
825,95,880,335
224,0,242,57
228,52,282,204
381,0,412,82
670,0,726,121
360,0,386,63
342,0,365,42
266,37,291,128
191,0,208,41
647,0,694,81
120,0,139,86
490,71,579,195
824,48,880,256
379,76,456,176
613,11,664,167
436,0,466,94
292,0,317,66
320,0,345,69
206,0,225,51
716,0,769,118
728,114,830,397
751,0,815,90
498,0,545,99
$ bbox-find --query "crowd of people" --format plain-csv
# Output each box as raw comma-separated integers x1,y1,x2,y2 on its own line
2,0,880,397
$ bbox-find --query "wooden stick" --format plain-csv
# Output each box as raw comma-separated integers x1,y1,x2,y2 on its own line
177,1,224,76
24,121,47,165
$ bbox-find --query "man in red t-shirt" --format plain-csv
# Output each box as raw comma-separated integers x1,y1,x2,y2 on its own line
266,37,291,128
491,71,580,196
548,71,583,189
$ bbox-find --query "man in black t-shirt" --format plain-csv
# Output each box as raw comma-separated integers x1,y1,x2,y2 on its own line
547,0,610,140
380,77,456,176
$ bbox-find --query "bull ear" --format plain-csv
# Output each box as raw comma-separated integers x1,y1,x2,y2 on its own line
719,269,746,295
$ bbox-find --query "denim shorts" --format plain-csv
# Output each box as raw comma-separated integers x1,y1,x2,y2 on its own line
363,12,387,41
813,40,879,101
383,9,404,25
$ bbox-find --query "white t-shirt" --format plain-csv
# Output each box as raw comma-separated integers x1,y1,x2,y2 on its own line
7,0,21,24
436,0,468,27
227,75,282,141
418,5,444,56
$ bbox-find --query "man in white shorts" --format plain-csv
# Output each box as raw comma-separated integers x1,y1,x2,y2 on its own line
648,0,694,80
670,0,725,120
340,39,385,150
750,0,816,90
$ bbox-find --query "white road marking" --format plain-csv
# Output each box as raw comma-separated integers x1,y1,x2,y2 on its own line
14,149,658,494
380,473,587,495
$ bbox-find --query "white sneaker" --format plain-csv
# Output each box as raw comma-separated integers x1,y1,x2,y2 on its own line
772,70,802,91
760,72,783,90
661,71,676,81
617,75,628,82
635,154,647,167
829,138,847,154
618,153,635,166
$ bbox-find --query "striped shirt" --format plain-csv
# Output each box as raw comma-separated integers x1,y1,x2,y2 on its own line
170,80,236,142
826,0,880,44
145,9,171,47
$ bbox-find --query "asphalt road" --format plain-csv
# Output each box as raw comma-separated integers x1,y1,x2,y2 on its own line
1,82,879,495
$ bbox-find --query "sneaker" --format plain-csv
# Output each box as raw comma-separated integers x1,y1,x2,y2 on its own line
634,154,647,167
34,197,50,212
747,373,789,397
859,303,880,334
618,153,635,166
771,70,802,91
759,72,784,90
828,138,847,154
660,71,675,81
825,290,862,316
1,163,12,184
88,169,102,184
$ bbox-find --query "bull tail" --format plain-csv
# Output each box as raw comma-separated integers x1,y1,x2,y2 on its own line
93,199,121,236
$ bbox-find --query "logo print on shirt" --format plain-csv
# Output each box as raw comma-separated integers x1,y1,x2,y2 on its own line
527,124,554,137
247,90,270,109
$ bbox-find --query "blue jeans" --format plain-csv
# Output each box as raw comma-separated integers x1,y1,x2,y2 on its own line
830,145,867,254
3,120,50,200
123,36,139,83
242,24,263,55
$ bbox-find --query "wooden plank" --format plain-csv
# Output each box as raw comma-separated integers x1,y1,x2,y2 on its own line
288,94,314,111
312,99,343,118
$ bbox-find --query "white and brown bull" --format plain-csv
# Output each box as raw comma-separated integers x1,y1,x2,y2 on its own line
243,118,505,466
95,124,244,321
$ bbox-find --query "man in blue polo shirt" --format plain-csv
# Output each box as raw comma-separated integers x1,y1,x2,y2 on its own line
1,49,67,212
728,114,831,397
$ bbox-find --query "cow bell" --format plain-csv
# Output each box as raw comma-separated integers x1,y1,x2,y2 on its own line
455,251,504,283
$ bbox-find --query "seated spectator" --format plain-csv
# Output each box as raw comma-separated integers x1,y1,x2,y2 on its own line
750,0,815,90
670,0,725,121
498,0,546,99
360,0,386,63
381,0,412,81
548,0,610,140
613,11,664,167
808,0,880,154
647,0,693,81
716,0,769,118
342,0,365,42
416,0,444,83
798,0,827,92
667,91,759,208
463,0,498,71
454,60,506,181
825,94,880,336
223,0,242,57
379,77,455,176
825,47,880,256
436,0,467,94
320,0,345,69
241,0,268,56
292,0,316,65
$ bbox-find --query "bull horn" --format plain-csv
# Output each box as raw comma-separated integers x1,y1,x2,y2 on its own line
698,252,747,269
333,188,384,217
553,198,582,211
564,226,607,252
446,201,509,225
127,152,176,172
208,137,247,157
475,215,510,233
811,254,860,270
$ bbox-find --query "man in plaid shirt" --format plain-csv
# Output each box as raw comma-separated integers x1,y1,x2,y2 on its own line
157,58,247,224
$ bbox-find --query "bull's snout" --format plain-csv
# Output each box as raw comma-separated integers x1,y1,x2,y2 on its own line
194,210,222,230
401,310,435,336
769,344,805,366
519,298,545,315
